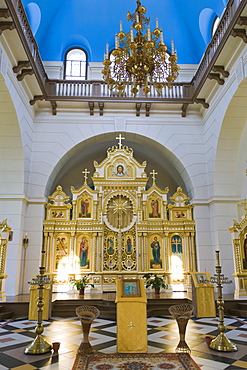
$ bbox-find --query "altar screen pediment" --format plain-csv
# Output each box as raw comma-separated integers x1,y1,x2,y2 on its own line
46,185,71,221
107,160,134,179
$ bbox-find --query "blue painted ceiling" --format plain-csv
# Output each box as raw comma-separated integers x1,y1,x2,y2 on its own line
22,0,227,64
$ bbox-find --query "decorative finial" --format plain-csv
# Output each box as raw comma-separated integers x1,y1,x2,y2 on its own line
82,168,90,185
150,169,158,185
116,133,125,149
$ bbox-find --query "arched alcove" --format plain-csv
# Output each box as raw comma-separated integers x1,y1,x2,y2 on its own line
46,132,193,201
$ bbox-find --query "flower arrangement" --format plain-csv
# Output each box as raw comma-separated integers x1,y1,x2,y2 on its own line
142,273,168,292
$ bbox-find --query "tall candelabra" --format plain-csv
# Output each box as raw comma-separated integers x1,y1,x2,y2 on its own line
25,251,53,354
0,219,11,300
207,251,237,352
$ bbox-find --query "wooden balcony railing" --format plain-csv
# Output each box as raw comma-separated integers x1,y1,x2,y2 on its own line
191,0,246,98
45,79,192,102
5,0,47,93
4,0,247,108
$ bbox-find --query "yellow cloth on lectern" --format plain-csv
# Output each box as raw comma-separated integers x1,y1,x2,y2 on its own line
190,272,216,318
195,286,216,317
116,279,147,353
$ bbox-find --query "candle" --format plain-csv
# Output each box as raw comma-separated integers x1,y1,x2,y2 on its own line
171,39,175,54
160,30,164,44
120,20,123,32
156,17,159,29
115,34,119,49
105,43,109,59
148,27,151,41
130,29,134,42
216,250,220,266
136,13,139,23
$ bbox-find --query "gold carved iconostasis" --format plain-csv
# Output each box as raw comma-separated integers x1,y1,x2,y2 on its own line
43,138,196,292
229,202,247,299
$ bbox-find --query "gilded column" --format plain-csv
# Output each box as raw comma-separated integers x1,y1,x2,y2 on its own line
138,232,142,271
43,232,48,271
190,232,196,271
98,194,103,218
70,233,75,275
143,233,148,271
185,232,191,272
232,238,244,299
0,237,7,278
93,201,98,220
97,233,103,272
71,233,77,272
164,232,169,272
233,239,242,274
72,200,76,220
163,201,168,220
184,232,192,292
0,237,7,298
92,233,97,271
47,232,53,273
137,194,142,226
142,201,147,220
118,230,122,272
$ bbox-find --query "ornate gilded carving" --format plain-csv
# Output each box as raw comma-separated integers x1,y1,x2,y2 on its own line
43,137,196,291
104,228,118,271
121,227,136,271
106,194,134,229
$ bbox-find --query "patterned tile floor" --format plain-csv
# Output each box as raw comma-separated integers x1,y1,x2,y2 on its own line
1,315,247,370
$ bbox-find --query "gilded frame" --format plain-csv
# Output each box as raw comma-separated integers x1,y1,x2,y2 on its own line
122,279,140,297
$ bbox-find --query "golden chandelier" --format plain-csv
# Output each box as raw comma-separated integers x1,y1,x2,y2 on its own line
102,0,180,98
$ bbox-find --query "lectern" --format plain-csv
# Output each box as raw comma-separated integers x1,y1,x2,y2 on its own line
191,272,216,318
116,278,147,353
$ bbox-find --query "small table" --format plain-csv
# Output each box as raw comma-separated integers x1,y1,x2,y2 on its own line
76,305,100,354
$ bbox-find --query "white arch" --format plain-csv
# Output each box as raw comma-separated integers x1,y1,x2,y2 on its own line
44,132,194,200
214,78,247,198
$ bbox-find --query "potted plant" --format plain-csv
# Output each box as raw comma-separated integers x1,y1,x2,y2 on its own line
71,274,94,295
142,273,168,294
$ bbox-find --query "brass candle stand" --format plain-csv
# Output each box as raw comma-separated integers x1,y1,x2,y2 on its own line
207,251,237,352
25,265,53,354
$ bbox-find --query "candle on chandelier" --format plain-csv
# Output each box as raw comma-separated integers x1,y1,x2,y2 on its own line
136,13,139,23
171,40,175,54
160,30,164,44
147,27,151,41
120,20,123,32
130,29,134,42
156,17,159,29
115,34,119,49
105,43,109,59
